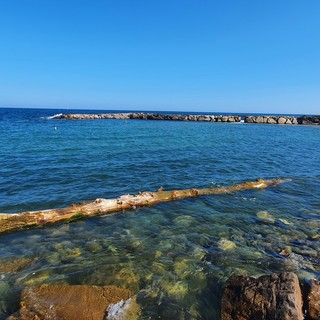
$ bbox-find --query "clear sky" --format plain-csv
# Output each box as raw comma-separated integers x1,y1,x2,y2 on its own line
0,0,319,114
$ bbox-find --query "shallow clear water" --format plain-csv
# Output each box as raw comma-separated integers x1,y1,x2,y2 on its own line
0,108,319,319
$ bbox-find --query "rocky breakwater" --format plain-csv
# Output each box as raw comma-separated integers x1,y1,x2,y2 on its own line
53,113,242,122
245,115,320,125
245,115,299,125
297,115,320,125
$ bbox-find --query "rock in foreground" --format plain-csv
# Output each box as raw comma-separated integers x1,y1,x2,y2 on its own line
8,284,140,320
221,272,303,320
306,279,320,320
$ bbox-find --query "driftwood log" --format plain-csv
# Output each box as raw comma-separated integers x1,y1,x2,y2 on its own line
0,178,288,235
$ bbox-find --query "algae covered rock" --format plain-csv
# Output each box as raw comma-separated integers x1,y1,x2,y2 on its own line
163,280,188,299
218,238,236,251
256,210,275,223
0,258,34,274
114,268,140,292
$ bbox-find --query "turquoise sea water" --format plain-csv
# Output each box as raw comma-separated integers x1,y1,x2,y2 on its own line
0,108,319,319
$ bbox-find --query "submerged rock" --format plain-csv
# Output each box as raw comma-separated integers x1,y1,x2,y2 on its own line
163,280,188,299
218,238,236,251
174,215,196,227
256,210,275,223
8,284,139,320
114,268,140,292
221,272,303,320
0,258,34,274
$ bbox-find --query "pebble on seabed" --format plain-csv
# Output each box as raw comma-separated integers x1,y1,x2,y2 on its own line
256,211,275,223
218,238,237,251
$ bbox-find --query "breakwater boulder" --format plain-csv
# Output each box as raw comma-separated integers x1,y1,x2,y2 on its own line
297,115,320,125
245,115,298,125
245,115,320,125
53,113,242,122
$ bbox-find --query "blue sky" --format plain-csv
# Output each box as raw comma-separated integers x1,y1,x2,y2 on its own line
0,0,319,114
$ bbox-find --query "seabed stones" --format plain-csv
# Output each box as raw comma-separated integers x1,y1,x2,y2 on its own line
218,238,237,251
256,210,275,223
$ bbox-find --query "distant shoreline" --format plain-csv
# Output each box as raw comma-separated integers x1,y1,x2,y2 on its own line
52,112,320,125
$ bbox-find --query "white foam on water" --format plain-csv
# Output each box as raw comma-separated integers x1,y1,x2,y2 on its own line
106,298,132,320
46,113,62,120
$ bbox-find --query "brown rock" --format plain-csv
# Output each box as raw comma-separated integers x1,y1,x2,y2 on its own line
221,272,303,320
297,115,320,125
278,117,287,124
0,258,33,273
245,116,254,123
267,117,277,124
306,279,320,320
256,116,264,123
8,284,140,320
222,116,229,122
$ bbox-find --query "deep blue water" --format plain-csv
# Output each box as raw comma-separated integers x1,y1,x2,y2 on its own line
0,108,319,319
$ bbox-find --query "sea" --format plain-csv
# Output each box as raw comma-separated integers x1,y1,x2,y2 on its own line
0,107,319,319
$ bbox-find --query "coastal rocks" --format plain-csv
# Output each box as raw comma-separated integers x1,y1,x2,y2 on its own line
297,115,320,125
52,113,320,125
221,272,303,320
53,112,242,123
306,279,320,320
8,284,140,320
245,115,320,125
245,115,299,125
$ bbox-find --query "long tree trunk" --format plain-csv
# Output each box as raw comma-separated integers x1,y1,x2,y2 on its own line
0,178,289,235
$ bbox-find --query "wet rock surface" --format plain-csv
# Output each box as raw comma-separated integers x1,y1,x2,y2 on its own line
0,258,33,274
8,284,140,320
221,272,303,320
306,279,320,320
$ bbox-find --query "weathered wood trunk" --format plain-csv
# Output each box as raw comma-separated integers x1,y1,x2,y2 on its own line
0,178,288,235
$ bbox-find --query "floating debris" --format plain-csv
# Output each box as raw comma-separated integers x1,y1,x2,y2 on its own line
0,178,289,235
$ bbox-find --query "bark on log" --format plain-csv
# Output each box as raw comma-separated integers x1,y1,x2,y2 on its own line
0,178,289,235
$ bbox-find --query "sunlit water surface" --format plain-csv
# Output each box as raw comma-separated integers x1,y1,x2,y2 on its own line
0,108,319,319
